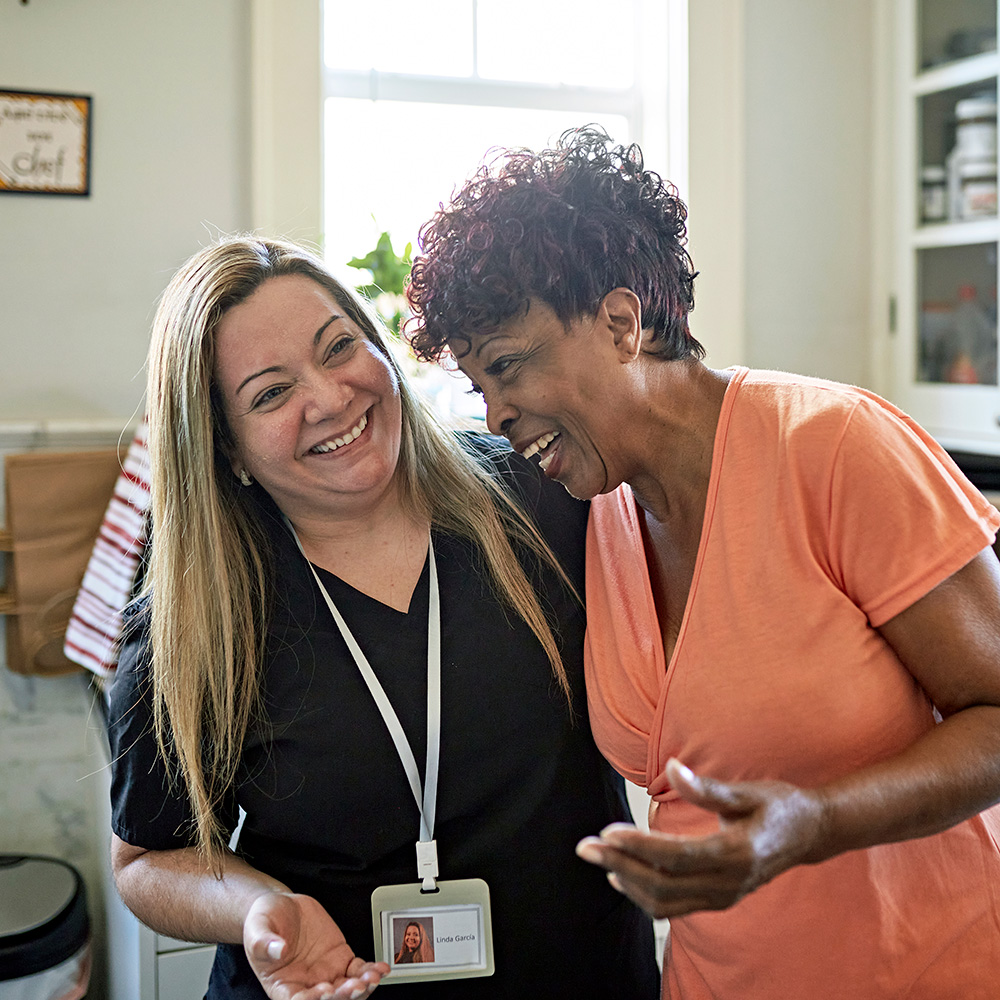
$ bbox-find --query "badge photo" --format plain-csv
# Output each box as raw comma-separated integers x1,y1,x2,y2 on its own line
371,878,495,985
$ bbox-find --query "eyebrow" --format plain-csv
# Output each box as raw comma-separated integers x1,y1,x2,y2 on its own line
475,334,512,359
235,314,342,396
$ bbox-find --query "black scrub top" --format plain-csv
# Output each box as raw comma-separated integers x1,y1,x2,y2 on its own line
108,438,659,998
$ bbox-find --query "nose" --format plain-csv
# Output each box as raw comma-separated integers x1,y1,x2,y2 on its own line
303,372,353,423
483,390,518,439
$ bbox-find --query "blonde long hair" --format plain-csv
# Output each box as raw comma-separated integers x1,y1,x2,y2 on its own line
144,235,574,871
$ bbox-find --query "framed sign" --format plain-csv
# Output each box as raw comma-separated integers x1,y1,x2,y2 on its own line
0,89,92,196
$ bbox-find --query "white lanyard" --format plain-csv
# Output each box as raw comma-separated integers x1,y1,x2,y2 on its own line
289,525,442,890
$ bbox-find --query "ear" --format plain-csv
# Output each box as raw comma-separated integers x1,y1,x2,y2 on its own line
598,288,643,362
220,439,243,479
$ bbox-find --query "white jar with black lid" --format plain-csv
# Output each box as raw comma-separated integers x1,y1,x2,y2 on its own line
0,855,91,1000
947,95,998,220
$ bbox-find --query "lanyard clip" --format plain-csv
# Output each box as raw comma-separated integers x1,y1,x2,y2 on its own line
416,839,439,892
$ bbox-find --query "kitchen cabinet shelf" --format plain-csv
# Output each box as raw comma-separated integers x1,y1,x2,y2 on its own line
912,217,999,246
913,50,998,94
890,0,1000,455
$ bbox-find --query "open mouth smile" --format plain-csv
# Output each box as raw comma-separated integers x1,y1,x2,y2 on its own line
520,430,560,471
308,412,368,454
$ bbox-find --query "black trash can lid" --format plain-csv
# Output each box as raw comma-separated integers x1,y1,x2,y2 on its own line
0,855,90,981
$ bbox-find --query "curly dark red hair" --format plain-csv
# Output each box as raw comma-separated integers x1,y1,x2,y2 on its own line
405,125,702,362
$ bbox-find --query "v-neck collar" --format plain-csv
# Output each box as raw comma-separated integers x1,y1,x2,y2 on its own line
312,547,431,619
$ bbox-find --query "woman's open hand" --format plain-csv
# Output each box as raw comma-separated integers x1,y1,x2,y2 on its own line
244,891,390,1000
576,758,827,919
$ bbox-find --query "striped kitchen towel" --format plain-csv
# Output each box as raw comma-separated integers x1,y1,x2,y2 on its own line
63,421,150,677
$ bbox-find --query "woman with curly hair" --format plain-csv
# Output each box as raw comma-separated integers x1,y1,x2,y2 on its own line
107,234,660,999
405,126,1000,998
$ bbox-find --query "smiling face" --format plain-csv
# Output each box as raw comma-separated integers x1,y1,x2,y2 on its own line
453,295,637,500
404,924,421,950
213,274,403,523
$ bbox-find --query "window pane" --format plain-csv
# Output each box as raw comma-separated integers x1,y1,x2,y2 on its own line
323,98,629,289
324,0,472,76
477,0,635,88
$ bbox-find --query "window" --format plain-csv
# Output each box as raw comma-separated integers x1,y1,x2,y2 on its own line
320,0,683,415
321,0,682,288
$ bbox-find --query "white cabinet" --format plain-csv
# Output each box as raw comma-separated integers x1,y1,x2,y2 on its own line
98,725,216,1000
105,847,216,1000
890,0,1000,454
150,934,216,1000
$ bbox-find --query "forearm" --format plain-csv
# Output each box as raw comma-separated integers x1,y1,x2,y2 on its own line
112,838,290,944
806,704,1000,864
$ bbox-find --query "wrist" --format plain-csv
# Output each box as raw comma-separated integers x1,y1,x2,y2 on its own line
799,786,837,866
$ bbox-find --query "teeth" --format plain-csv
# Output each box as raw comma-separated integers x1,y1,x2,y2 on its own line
538,451,555,472
521,431,559,460
310,413,367,454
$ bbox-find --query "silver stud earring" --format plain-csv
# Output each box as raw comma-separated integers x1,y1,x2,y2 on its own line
239,469,252,487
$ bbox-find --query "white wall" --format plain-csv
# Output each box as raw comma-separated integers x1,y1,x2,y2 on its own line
744,0,875,385
688,0,877,387
686,0,747,369
0,0,252,423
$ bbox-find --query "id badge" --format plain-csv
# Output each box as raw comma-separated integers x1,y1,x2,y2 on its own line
371,878,494,984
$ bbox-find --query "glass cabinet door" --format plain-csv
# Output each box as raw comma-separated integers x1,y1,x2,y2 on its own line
907,0,998,402
917,242,997,384
918,0,995,72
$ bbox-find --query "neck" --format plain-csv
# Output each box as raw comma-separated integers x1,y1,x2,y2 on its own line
622,360,731,524
285,485,432,612
290,492,416,547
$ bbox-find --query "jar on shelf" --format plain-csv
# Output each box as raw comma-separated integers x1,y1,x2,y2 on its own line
946,96,998,220
920,164,948,222
958,159,998,218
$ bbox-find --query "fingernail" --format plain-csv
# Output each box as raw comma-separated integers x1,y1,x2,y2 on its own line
600,821,633,836
607,871,624,892
350,991,366,1000
575,840,601,862
266,939,283,961
670,758,697,783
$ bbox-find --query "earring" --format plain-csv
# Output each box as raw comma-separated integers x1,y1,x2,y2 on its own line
239,469,252,487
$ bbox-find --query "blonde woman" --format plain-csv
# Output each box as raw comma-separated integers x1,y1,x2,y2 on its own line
107,236,659,1000
393,921,434,964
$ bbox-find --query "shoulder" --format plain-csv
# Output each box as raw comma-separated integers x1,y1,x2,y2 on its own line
457,429,588,524
734,368,869,428
729,368,931,463
115,594,153,678
456,428,589,576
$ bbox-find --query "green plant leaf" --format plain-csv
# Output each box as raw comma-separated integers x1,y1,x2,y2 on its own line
346,230,415,336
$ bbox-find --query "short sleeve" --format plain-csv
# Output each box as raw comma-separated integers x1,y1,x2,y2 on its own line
826,395,1000,627
107,601,233,849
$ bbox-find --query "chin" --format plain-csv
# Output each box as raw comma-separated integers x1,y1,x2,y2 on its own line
557,475,602,501
563,483,596,501
559,467,613,502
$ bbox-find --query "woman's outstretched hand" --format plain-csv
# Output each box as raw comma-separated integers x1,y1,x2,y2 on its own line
244,891,390,1000
576,758,828,919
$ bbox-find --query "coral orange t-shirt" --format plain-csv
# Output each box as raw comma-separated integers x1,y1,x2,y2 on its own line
585,368,1000,999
